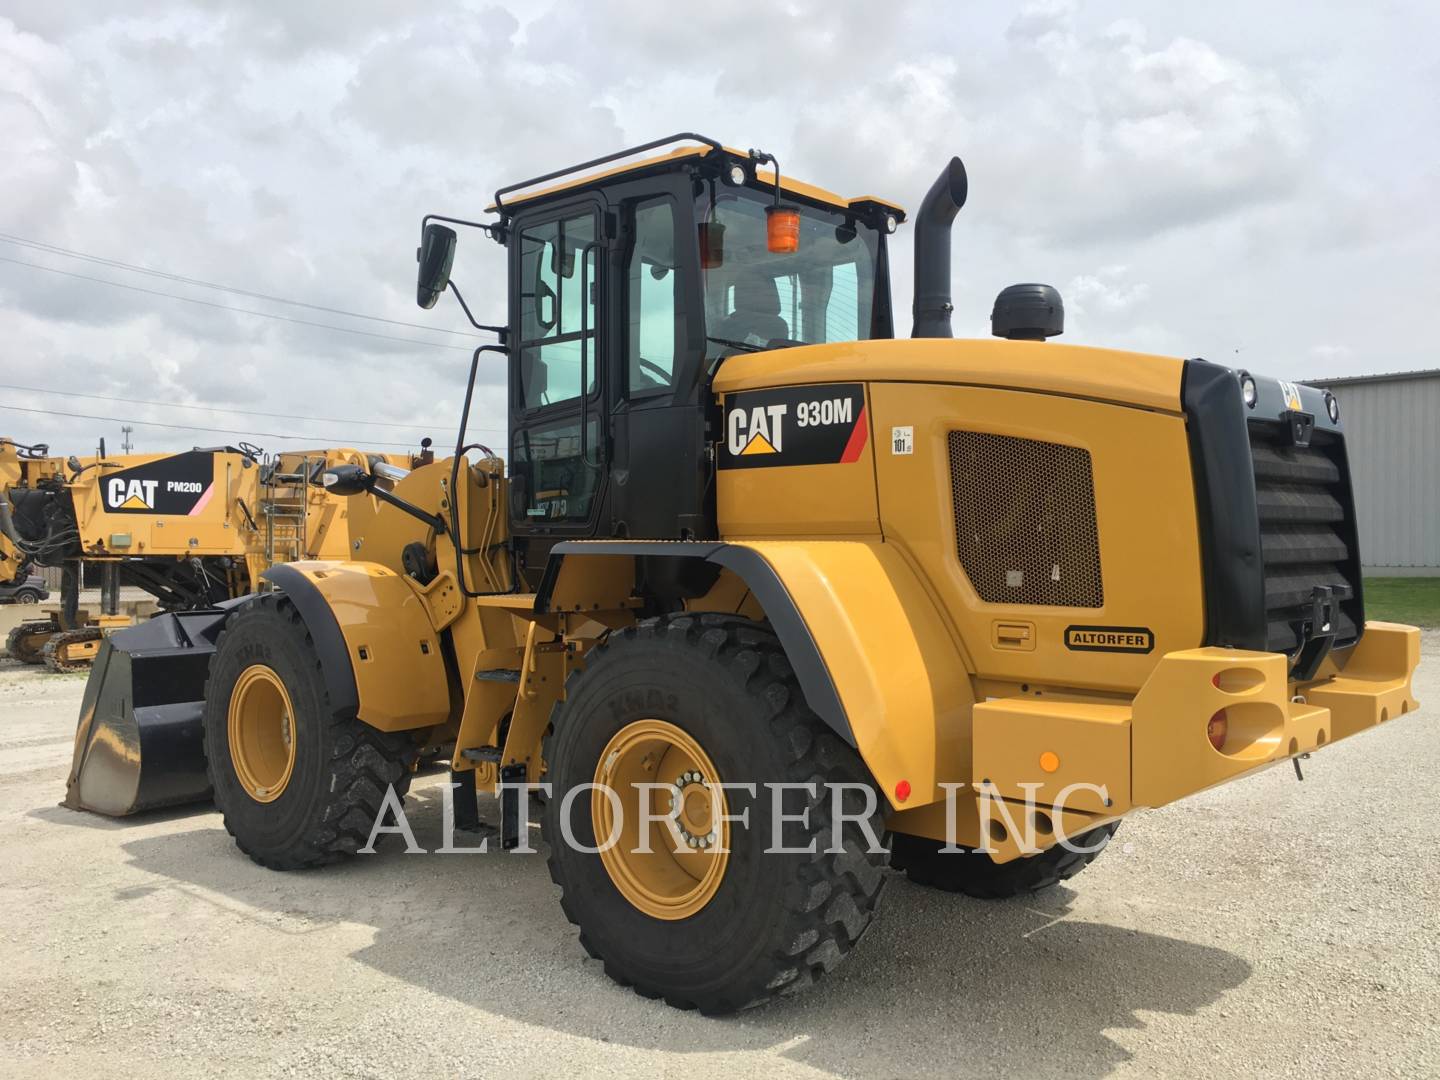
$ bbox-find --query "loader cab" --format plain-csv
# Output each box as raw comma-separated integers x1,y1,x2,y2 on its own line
504,164,711,575
429,136,903,585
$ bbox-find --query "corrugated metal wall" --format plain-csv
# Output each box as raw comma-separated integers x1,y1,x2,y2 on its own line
1312,373,1440,573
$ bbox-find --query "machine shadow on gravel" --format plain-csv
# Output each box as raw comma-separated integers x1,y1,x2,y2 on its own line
30,800,212,831
119,781,1253,1080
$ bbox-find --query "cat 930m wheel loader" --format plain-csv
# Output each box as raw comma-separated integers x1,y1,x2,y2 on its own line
64,134,1422,1014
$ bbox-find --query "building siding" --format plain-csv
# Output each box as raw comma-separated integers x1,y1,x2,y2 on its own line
1311,372,1440,573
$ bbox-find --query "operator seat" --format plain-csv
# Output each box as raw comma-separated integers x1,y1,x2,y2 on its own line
714,276,789,348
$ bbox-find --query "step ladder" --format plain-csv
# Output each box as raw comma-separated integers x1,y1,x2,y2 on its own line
260,454,313,570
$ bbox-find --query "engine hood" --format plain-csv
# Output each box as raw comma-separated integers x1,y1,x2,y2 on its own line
712,338,1185,415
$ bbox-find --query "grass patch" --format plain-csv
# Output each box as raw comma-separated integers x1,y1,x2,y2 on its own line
1363,577,1440,628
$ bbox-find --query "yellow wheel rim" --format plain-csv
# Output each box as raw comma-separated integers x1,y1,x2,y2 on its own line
593,719,730,921
227,665,297,803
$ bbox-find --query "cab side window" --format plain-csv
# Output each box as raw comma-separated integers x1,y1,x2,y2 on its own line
511,207,601,525
517,212,598,409
626,198,679,396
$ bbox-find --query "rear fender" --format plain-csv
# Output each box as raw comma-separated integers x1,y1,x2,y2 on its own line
539,540,974,808
263,561,451,732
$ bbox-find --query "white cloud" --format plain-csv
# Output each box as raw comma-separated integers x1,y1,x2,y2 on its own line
0,0,1436,457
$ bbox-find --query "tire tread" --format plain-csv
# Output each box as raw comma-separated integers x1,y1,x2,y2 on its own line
890,823,1118,899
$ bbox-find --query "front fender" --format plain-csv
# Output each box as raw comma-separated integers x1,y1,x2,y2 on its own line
262,561,451,732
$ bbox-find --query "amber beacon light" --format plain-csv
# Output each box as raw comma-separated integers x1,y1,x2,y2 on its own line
766,204,800,253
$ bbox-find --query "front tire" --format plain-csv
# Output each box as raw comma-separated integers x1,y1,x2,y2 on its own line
542,614,888,1014
14,589,40,605
202,593,418,870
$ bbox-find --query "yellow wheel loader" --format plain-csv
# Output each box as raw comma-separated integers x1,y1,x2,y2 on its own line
64,135,1422,1014
2,440,423,671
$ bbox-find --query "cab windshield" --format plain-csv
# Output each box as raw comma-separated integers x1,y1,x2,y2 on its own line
696,187,884,359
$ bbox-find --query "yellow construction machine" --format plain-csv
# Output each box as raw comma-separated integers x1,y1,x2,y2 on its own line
64,135,1422,1013
0,437,64,583
3,437,424,670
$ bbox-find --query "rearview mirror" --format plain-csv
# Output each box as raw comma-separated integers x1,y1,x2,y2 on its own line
416,223,457,309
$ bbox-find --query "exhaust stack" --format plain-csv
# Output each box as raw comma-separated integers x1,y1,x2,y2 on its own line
910,157,969,338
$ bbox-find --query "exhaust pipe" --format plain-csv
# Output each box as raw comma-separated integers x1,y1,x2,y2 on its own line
911,157,969,339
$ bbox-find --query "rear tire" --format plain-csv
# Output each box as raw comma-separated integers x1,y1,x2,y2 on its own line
542,613,888,1014
890,823,1118,899
14,588,40,605
202,592,418,870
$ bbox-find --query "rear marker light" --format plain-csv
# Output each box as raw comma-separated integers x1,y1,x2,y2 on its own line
894,780,911,803
1207,710,1229,751
1039,751,1060,773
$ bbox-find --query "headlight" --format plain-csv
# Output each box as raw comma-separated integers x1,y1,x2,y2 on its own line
1240,374,1258,408
1325,392,1340,423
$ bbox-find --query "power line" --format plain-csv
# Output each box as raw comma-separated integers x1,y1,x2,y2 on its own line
0,255,477,352
0,231,484,338
0,381,506,434
0,402,427,448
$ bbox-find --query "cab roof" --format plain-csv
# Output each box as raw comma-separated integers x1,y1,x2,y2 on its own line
486,142,906,221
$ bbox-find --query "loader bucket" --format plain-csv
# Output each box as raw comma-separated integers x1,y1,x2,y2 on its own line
63,606,236,816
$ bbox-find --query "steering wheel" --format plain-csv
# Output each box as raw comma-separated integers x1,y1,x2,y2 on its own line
238,442,264,460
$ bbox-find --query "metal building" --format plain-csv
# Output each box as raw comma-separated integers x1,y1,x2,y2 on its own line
1309,369,1440,575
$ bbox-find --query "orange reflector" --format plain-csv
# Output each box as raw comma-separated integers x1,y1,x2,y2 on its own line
766,205,800,253
894,779,911,803
1207,710,1228,751
1039,751,1060,773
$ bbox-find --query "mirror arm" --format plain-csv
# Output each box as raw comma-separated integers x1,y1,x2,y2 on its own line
423,212,504,244
447,280,508,342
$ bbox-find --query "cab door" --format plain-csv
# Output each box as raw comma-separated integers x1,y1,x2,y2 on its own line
607,181,713,539
508,197,606,575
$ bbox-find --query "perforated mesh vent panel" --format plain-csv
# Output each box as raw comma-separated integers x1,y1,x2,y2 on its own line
948,431,1103,607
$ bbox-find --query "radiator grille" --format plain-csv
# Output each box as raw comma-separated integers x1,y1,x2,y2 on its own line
1248,423,1363,652
948,431,1103,607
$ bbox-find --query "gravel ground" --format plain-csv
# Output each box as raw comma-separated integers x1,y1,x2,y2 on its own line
1,637,1436,1079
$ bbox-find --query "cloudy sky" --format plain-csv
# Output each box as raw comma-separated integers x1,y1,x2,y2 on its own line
2,1,1437,456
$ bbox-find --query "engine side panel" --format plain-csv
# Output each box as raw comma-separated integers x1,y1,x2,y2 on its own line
870,382,1204,693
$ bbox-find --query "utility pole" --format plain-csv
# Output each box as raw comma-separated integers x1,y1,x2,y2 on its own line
120,425,134,454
